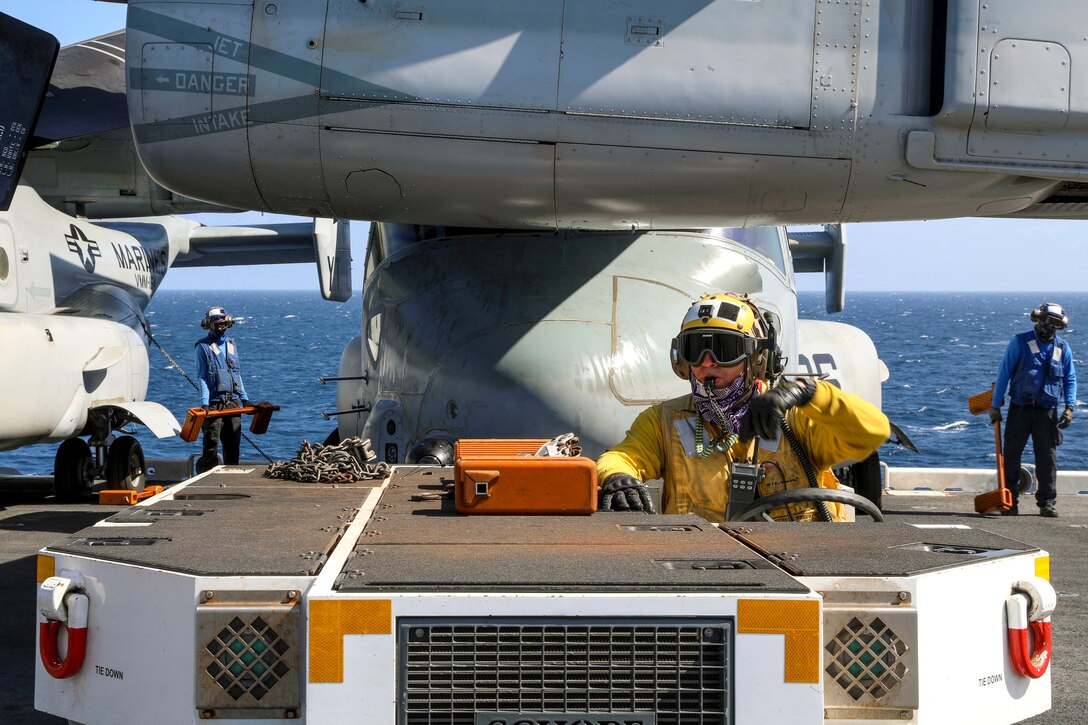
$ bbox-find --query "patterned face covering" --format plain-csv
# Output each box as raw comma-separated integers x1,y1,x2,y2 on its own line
691,371,750,434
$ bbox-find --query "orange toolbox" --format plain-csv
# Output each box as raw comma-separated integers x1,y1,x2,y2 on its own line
454,439,598,515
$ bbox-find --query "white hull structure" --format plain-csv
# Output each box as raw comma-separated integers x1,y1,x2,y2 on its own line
35,464,1053,725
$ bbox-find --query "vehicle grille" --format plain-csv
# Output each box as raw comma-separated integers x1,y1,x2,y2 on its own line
398,618,732,725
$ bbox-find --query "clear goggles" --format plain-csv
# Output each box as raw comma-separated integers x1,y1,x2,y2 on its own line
676,329,759,367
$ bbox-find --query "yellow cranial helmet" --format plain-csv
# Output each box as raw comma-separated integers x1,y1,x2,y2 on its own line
678,293,760,336
669,293,775,381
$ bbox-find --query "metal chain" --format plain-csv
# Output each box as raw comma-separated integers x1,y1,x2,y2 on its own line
264,437,390,484
144,320,274,462
145,320,202,392
241,433,275,463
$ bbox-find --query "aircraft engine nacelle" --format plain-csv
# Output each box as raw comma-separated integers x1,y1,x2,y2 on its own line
795,319,889,409
126,0,1088,229
0,313,149,450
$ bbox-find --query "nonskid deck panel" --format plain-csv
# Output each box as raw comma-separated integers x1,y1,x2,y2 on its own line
45,466,382,576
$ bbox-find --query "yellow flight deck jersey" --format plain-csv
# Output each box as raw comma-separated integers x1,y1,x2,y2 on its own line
597,380,891,522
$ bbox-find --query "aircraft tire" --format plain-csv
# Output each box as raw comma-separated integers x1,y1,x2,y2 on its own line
55,438,94,502
106,436,146,492
850,452,883,512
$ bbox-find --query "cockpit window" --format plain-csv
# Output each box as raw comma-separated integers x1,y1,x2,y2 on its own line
699,227,787,276
375,223,788,277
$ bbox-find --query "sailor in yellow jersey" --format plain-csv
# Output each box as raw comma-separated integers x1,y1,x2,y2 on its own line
597,293,890,522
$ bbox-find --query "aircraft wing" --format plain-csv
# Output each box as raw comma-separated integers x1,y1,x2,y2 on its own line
174,219,353,302
788,226,845,314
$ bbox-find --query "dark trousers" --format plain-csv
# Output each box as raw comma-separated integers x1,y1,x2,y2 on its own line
1003,404,1059,508
198,400,242,473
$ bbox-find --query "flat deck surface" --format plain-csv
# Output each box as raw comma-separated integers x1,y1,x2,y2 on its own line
2,472,1085,724
721,520,1039,577
46,465,382,576
341,467,803,592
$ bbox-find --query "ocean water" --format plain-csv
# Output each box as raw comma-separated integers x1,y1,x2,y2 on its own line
798,291,1086,471
2,290,1084,475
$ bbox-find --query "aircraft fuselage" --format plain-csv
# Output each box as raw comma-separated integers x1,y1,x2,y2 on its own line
126,0,1088,229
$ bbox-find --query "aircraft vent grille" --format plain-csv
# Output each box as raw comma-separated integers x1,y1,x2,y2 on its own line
398,618,732,724
825,616,909,702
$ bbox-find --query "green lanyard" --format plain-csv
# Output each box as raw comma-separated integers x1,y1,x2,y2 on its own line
694,416,737,459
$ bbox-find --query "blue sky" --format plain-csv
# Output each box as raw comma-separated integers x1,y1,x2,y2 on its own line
5,0,1088,293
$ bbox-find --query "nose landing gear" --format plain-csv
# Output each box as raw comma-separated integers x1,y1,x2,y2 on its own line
53,434,146,501
105,435,147,492
54,438,95,503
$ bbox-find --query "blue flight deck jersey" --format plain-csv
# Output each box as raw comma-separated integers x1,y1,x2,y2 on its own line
993,330,1076,410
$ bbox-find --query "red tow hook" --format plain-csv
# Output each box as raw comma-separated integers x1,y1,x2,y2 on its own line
38,576,89,679
1005,577,1057,679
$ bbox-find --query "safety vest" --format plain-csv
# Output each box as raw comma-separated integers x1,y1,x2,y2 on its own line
597,381,891,523
658,397,844,522
1009,331,1069,409
196,335,244,402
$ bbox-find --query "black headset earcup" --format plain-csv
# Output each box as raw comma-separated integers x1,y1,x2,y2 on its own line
760,311,784,376
669,338,687,379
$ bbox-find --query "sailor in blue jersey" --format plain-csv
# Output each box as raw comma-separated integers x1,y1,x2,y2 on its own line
990,302,1077,517
195,306,254,473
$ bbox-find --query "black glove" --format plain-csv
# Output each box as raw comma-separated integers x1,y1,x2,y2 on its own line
241,399,254,409
1058,406,1073,429
988,407,1002,425
201,404,213,411
741,378,816,441
598,473,656,513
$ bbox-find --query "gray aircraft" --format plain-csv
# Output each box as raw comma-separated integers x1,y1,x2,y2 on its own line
110,0,1088,229
11,2,1088,230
